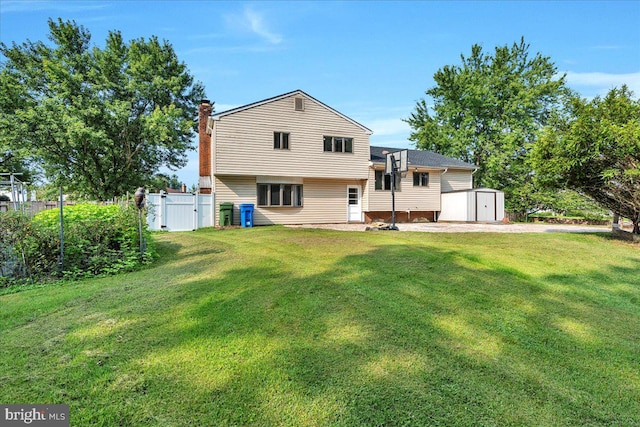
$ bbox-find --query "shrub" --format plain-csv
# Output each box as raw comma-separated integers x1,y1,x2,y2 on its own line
0,211,32,278
0,203,155,286
0,211,58,284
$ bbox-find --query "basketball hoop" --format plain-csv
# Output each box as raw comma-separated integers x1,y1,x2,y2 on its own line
384,149,409,231
384,149,408,175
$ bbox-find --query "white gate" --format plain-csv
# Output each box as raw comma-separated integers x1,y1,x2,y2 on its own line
146,192,214,231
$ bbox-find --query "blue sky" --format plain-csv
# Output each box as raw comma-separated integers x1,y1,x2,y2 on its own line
2,0,639,187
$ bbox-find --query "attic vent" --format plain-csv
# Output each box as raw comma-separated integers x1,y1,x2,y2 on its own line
294,97,304,111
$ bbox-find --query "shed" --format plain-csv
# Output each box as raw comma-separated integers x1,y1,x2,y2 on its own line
439,188,505,222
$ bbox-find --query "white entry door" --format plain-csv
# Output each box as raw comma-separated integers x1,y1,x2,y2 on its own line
476,192,496,222
347,186,362,222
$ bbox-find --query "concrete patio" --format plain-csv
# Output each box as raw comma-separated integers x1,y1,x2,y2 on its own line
286,222,613,233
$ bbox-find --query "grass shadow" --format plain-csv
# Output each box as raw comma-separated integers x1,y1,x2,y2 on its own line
1,229,639,426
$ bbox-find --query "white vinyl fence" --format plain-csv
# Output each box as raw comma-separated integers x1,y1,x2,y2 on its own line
146,192,214,232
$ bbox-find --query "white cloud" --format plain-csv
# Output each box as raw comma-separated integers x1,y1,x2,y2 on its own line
243,6,282,44
367,118,411,137
564,71,640,97
224,6,282,45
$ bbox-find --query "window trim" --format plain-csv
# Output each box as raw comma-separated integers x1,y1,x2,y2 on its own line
413,171,429,187
323,135,354,153
257,183,303,207
273,132,290,150
374,169,400,191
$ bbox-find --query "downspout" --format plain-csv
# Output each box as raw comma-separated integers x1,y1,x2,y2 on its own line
471,168,478,189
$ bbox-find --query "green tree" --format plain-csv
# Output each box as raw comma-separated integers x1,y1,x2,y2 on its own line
0,18,205,200
532,86,640,233
406,38,568,213
0,147,34,183
146,173,183,193
0,68,36,182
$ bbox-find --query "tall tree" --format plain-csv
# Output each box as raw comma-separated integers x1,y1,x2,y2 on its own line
406,38,567,212
0,62,36,182
532,86,640,233
0,19,205,200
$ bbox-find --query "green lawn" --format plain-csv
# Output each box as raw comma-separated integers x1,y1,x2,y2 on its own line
1,227,639,426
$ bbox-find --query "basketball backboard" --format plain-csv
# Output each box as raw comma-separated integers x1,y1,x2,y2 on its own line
385,149,408,174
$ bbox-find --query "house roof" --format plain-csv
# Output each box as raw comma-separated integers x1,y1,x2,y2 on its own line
209,89,373,135
370,146,477,170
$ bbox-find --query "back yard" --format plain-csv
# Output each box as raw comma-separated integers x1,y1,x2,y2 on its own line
1,227,638,426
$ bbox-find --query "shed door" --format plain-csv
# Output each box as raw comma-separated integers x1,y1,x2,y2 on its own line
476,192,496,222
347,186,362,222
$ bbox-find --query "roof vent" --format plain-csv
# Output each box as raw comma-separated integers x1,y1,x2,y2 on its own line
294,97,304,111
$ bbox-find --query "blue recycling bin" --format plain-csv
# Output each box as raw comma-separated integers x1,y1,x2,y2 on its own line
239,203,254,228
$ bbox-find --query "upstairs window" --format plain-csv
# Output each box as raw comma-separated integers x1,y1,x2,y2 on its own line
323,136,353,153
413,172,429,187
273,132,289,150
323,136,332,152
375,170,400,191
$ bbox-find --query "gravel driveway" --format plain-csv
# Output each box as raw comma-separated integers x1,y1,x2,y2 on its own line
286,222,613,233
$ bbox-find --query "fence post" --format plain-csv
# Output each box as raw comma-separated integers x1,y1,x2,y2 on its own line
159,191,166,229
193,192,198,231
58,187,64,274
10,174,17,211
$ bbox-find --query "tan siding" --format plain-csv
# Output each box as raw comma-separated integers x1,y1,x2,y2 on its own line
215,176,364,225
441,169,473,192
365,168,441,212
362,172,371,212
214,176,255,226
212,94,370,179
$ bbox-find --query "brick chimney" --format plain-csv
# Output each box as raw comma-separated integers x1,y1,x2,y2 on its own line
198,99,213,194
